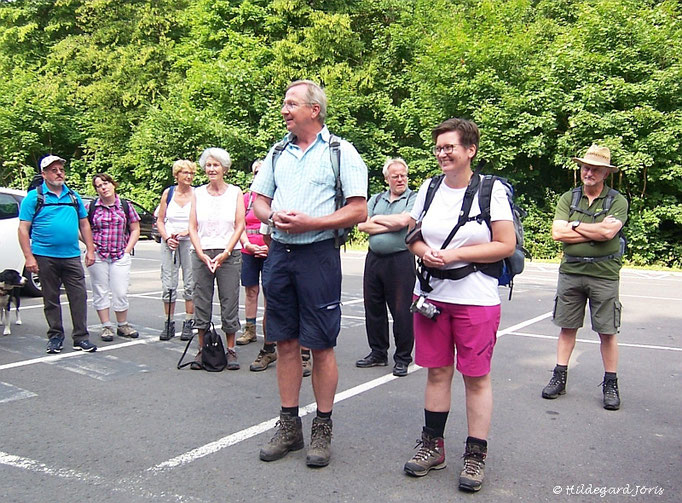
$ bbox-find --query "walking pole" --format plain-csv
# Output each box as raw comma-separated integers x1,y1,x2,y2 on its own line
168,249,176,336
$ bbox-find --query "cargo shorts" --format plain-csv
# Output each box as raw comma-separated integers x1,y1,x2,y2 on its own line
553,272,622,334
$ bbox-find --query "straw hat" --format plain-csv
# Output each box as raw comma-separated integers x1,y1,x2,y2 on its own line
572,144,618,172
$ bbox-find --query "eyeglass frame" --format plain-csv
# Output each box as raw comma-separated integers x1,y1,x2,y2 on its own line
281,100,316,111
432,144,466,155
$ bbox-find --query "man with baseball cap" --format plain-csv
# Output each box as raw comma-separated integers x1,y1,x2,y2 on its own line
18,154,98,354
541,144,628,410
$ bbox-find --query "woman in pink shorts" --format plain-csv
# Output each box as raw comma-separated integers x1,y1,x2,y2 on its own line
403,118,515,493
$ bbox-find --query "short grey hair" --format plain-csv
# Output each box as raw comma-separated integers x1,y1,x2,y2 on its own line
199,148,231,170
382,157,409,177
286,80,327,124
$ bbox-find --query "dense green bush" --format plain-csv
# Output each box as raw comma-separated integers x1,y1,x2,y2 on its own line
1,0,679,266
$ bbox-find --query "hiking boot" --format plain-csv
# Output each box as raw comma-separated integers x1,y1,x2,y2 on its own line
404,427,446,477
306,417,333,467
459,441,487,492
180,319,194,341
73,339,97,352
355,353,388,368
601,378,621,410
260,414,304,461
100,326,115,342
250,348,277,372
117,324,139,339
236,322,257,345
226,348,240,370
302,354,312,377
190,350,202,370
542,367,567,399
160,320,175,341
46,336,64,354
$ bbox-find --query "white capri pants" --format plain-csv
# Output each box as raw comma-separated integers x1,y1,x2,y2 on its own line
89,252,132,312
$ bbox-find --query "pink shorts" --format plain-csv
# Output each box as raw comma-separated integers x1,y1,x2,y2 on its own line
413,297,501,377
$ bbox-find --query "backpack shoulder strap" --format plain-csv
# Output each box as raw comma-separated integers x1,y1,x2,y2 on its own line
601,188,618,213
120,198,131,234
328,134,342,206
34,184,45,219
271,138,291,172
166,185,176,205
87,197,98,225
477,174,497,229
418,175,444,221
569,186,583,218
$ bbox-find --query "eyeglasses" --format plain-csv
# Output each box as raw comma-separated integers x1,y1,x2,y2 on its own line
432,144,464,155
281,100,313,111
580,165,606,173
389,174,408,181
45,166,66,174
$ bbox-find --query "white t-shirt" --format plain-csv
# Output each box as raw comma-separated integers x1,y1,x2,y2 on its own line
164,190,192,240
409,176,513,306
194,184,242,250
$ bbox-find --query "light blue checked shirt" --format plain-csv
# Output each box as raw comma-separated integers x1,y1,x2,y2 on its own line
251,126,368,245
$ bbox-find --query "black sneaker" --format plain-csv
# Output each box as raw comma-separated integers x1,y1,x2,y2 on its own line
355,353,388,368
542,367,567,399
46,336,64,354
73,340,97,352
601,378,621,410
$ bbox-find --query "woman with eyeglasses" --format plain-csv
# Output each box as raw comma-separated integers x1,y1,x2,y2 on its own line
188,148,245,370
157,160,197,341
88,173,141,342
403,118,515,493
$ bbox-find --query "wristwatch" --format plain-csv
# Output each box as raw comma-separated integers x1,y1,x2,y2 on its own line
267,211,276,228
571,220,581,230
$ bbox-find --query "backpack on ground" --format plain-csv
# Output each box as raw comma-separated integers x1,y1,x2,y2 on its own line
413,162,529,299
177,323,227,372
565,186,627,263
271,134,351,248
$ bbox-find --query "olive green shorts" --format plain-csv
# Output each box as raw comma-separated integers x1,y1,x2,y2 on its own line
553,273,622,334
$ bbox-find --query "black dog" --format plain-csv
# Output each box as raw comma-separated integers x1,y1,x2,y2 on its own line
0,269,26,335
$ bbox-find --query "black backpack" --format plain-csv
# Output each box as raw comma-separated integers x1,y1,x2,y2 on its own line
28,183,80,237
413,163,528,299
177,323,227,372
271,134,350,248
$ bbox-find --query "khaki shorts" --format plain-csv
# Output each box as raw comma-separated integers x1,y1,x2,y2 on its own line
553,273,622,334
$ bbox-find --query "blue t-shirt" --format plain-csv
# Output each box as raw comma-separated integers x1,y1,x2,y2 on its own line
19,182,87,258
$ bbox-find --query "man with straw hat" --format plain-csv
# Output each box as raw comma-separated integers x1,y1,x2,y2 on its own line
542,144,628,410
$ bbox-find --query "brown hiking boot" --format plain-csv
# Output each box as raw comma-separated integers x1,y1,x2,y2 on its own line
236,322,257,345
404,428,446,476
306,417,333,467
250,348,277,371
260,414,304,461
458,441,487,492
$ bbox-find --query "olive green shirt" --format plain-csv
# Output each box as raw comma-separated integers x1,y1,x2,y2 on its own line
554,185,628,280
367,188,416,255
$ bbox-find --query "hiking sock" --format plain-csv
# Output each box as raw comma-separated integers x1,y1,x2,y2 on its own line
316,409,332,420
466,436,487,449
282,406,299,417
424,409,449,438
555,364,568,372
263,343,276,353
246,317,256,325
604,371,617,380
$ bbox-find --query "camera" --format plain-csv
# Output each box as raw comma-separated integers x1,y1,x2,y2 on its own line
410,295,441,320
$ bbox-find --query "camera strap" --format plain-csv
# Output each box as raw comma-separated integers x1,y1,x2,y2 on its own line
416,162,484,293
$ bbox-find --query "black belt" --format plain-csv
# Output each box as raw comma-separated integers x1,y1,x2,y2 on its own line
563,251,621,263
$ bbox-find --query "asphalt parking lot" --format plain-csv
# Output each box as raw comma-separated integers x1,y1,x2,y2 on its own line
1,241,680,502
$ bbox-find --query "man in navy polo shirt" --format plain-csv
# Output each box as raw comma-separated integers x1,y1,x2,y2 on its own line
252,80,368,468
356,157,417,377
18,155,98,354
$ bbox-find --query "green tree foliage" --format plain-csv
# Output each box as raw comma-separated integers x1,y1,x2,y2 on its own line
0,0,680,266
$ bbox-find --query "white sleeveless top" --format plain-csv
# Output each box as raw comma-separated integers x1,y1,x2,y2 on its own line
165,190,192,240
194,184,242,250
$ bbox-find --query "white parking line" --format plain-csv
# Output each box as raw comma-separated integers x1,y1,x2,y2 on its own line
508,331,682,352
149,311,554,472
